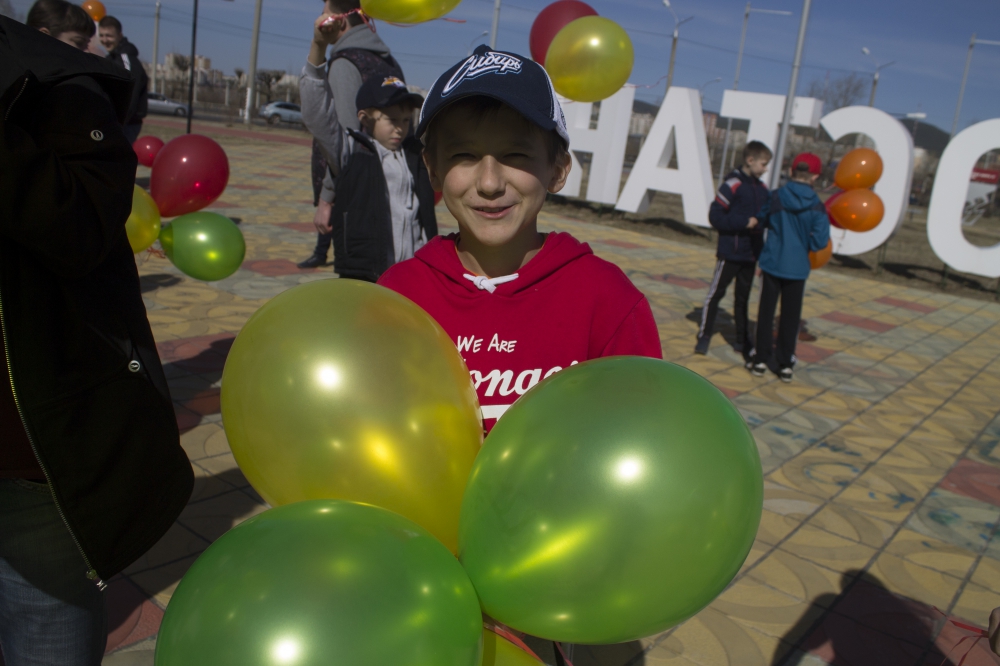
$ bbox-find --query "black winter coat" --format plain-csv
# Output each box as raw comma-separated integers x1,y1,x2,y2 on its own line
331,130,437,282
0,16,193,582
107,36,148,125
708,168,768,263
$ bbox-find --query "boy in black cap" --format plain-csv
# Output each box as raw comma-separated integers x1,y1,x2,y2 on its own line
378,46,661,432
311,75,437,281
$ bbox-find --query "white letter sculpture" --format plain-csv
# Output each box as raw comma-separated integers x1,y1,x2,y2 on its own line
719,90,824,184
559,86,635,205
927,119,1000,278
820,107,914,257
615,87,714,228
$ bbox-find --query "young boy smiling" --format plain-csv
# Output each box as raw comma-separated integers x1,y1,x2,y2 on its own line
378,46,662,430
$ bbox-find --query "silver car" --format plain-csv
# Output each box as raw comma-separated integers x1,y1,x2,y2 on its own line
259,101,302,125
147,92,189,116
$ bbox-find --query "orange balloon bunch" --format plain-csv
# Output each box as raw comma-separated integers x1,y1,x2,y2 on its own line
825,148,885,233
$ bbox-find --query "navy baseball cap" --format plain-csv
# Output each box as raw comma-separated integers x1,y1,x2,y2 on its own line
415,44,570,146
355,75,424,113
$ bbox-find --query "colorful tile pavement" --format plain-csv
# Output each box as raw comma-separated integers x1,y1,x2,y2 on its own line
103,122,1000,666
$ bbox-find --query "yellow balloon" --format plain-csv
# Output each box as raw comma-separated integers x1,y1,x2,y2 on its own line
545,16,634,103
361,0,461,24
125,185,161,253
481,629,544,666
220,279,483,552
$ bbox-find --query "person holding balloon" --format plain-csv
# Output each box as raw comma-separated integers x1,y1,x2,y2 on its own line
297,0,404,269
0,13,193,664
378,46,662,431
746,153,830,383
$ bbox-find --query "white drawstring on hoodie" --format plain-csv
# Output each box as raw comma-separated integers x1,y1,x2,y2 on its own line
463,273,519,294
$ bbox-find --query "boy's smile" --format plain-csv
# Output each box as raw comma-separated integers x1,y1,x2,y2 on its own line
424,103,570,273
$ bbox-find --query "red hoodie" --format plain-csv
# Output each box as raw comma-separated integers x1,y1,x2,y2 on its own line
378,232,662,431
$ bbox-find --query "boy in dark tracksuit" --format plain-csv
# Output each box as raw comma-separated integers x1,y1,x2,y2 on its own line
747,152,830,383
696,141,772,357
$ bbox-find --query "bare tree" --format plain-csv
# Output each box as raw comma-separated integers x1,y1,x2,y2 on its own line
234,68,244,85
256,69,285,103
806,72,867,111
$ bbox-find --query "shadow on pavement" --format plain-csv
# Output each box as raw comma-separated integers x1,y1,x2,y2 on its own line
775,570,961,666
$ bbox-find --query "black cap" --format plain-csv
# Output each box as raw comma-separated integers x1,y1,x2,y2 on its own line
355,75,424,113
415,44,569,146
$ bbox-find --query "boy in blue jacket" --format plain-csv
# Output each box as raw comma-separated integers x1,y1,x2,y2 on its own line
696,141,771,357
747,152,830,382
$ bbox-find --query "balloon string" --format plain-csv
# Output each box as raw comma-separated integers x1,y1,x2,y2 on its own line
483,621,544,662
933,607,988,666
554,641,576,666
626,74,668,90
384,17,467,27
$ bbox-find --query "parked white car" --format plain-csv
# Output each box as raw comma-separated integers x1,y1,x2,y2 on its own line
259,101,303,125
147,92,189,116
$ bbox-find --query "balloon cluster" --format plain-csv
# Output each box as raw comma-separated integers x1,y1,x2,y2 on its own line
811,148,886,269
127,134,244,281
531,1,634,102
155,280,764,664
825,148,886,232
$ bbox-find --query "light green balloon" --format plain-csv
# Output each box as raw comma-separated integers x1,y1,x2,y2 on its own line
458,357,763,644
159,211,245,281
155,500,484,666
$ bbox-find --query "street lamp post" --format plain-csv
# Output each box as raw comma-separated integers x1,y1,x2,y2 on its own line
769,0,811,191
861,47,895,108
244,0,264,127
151,0,160,94
699,76,721,102
489,0,501,49
185,0,198,133
717,3,792,183
468,30,489,56
662,0,693,91
951,34,1000,137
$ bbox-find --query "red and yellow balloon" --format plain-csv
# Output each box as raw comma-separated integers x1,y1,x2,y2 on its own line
532,1,633,103
125,186,161,253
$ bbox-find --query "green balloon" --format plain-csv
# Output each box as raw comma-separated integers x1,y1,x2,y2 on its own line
458,357,763,644
159,211,245,281
156,500,484,666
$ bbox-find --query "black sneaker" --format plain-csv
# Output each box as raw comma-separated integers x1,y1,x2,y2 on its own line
694,337,710,355
297,253,327,269
779,367,794,383
748,361,767,377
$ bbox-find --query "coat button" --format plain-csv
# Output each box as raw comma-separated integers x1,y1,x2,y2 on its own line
128,360,141,372
90,130,104,141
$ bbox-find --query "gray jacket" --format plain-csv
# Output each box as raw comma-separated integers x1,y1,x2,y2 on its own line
299,25,394,203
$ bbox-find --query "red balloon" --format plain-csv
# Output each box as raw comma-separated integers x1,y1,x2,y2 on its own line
150,135,230,217
133,135,165,168
434,191,443,206
529,0,598,65
824,191,844,229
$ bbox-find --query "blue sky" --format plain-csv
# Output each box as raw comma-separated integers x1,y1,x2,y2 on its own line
12,0,998,133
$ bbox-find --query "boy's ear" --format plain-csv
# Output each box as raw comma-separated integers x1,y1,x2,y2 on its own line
422,151,444,192
547,150,573,194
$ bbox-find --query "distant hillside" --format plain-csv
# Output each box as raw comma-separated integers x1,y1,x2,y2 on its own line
899,118,949,156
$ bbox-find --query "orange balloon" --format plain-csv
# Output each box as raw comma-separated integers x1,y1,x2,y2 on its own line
82,0,105,20
828,188,885,232
834,148,883,190
809,239,833,269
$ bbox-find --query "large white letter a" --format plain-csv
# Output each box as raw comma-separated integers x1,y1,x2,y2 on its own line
615,87,714,228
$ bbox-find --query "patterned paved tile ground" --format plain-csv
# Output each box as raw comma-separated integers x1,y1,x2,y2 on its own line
103,125,1000,666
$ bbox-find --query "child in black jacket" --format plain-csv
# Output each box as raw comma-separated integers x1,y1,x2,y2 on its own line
304,74,437,282
696,140,771,357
